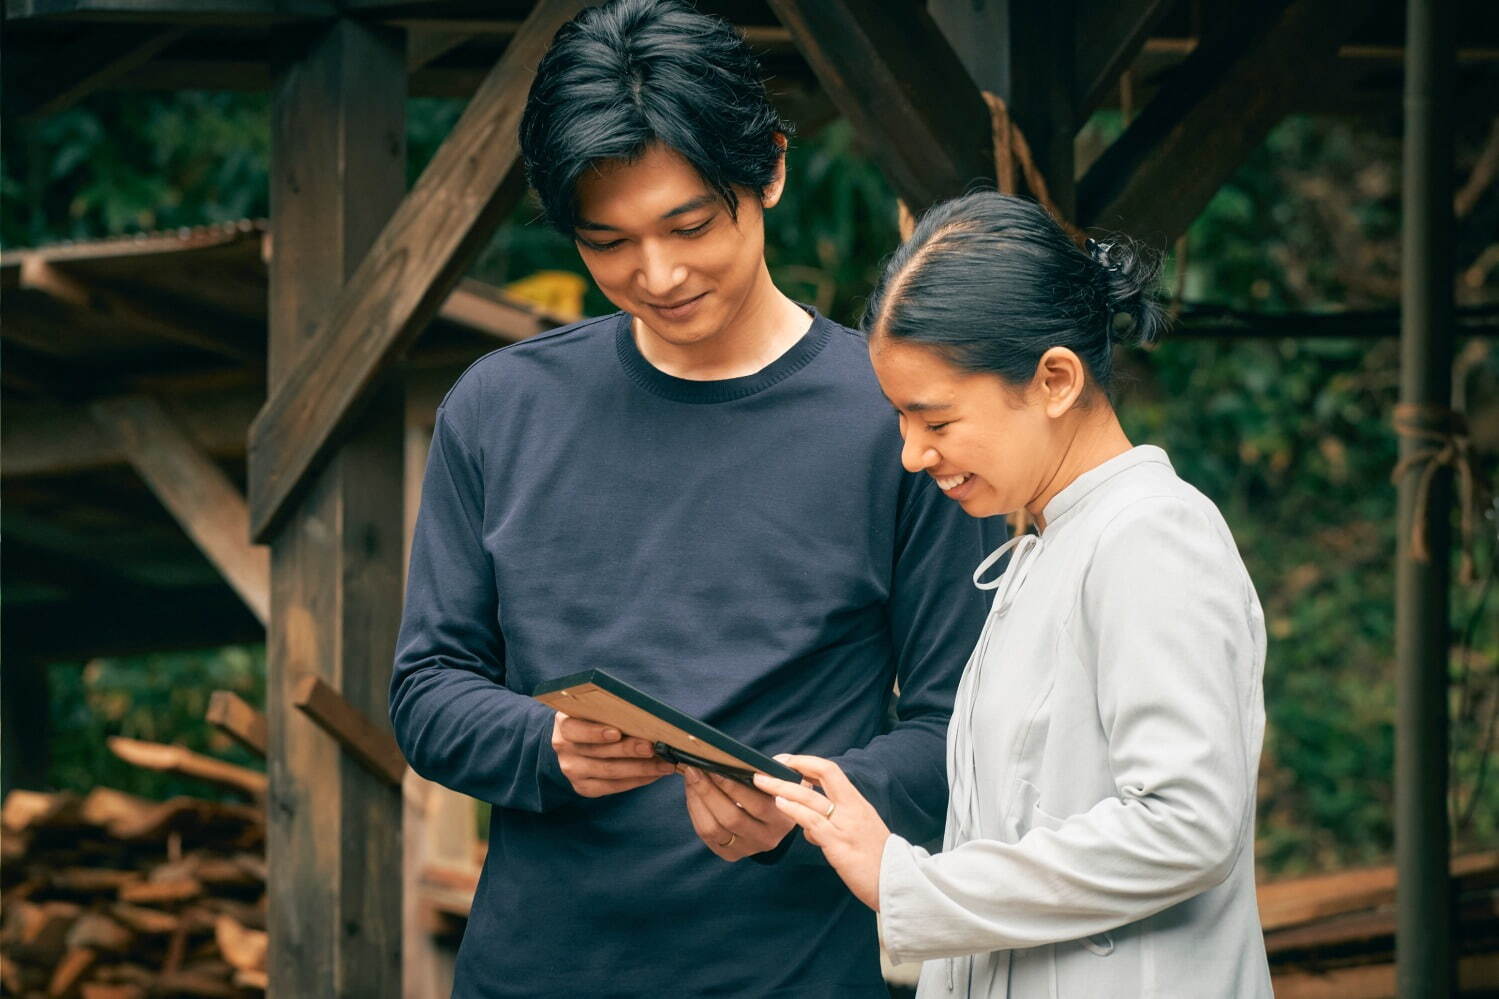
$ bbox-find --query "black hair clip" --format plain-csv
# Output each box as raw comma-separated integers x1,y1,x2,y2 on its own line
1087,237,1119,271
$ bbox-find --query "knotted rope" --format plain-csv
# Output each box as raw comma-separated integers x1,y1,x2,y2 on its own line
1391,402,1481,583
981,92,1084,244
896,92,1082,247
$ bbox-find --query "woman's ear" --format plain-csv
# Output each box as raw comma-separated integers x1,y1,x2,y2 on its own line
1035,347,1087,417
760,133,789,209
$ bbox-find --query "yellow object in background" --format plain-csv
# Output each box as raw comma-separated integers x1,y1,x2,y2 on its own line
504,270,587,322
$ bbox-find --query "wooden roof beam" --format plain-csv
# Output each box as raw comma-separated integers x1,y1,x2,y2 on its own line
89,394,269,624
1074,0,1173,119
4,24,189,117
3,0,333,23
765,0,993,213
247,0,588,542
18,258,261,363
1077,0,1375,243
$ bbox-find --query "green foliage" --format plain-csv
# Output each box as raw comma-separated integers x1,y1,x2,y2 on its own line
11,94,1496,876
2,92,270,247
48,646,266,801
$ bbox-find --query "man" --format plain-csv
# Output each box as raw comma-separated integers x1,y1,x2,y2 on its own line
389,1,1001,995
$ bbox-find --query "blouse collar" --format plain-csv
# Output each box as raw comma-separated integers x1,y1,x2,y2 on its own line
1041,444,1173,529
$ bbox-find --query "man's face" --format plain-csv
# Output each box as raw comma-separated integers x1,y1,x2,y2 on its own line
572,143,780,349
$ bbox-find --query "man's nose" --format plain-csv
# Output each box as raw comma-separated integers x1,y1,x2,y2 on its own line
637,242,687,297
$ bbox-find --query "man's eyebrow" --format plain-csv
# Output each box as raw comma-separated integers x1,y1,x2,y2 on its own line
575,194,719,231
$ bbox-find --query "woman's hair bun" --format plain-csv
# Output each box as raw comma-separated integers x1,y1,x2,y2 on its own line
1087,235,1167,347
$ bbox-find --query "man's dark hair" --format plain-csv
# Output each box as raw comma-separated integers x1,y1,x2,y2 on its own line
519,0,793,234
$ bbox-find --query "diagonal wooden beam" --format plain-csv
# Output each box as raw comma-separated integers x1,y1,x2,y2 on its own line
247,0,587,543
89,394,269,624
406,29,472,72
1077,0,1373,242
1073,0,1173,118
5,25,190,118
766,0,992,213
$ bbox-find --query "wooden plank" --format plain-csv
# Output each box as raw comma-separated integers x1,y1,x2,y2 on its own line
106,736,267,798
264,17,408,999
1257,850,1499,931
5,25,188,118
1271,952,1499,999
437,277,560,342
766,0,991,213
88,395,269,624
1266,892,1499,958
1073,0,1173,118
206,691,268,758
1077,0,1373,242
18,259,260,363
247,0,588,542
292,676,407,788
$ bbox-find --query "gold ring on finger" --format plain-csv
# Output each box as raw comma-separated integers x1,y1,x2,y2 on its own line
824,801,837,820
718,833,737,848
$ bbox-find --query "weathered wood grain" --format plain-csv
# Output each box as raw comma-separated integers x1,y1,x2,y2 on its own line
767,0,992,214
88,395,269,624
248,0,588,541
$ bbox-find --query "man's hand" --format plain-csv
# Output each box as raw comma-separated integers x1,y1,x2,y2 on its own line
551,712,674,797
753,755,889,910
681,766,796,861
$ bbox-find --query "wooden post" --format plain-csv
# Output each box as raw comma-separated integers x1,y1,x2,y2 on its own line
1395,0,1456,993
265,17,406,998
929,0,1076,218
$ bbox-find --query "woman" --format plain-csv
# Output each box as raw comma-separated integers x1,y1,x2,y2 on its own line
753,192,1272,997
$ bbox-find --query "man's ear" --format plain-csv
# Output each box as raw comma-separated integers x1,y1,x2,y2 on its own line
760,133,789,209
1035,346,1088,418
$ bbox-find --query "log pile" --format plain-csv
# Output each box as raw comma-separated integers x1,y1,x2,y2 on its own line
0,739,268,999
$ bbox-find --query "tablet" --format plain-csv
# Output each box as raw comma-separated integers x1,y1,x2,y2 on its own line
532,669,802,785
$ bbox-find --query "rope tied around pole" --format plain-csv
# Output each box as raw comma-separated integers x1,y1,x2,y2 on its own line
894,92,1083,246
1391,402,1480,583
982,91,1085,245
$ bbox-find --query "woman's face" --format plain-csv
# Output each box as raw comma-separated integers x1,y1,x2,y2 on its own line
572,142,782,348
869,337,1063,520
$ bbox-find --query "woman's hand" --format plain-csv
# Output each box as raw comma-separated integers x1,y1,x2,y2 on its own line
753,755,890,911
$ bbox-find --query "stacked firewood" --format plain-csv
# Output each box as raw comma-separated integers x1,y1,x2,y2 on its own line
0,737,268,998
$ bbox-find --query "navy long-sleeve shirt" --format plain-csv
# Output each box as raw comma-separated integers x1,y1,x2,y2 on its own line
390,309,1002,998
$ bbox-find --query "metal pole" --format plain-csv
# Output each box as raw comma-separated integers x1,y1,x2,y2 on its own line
1396,0,1455,994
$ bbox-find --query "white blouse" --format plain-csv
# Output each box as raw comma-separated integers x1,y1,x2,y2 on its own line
878,446,1273,998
